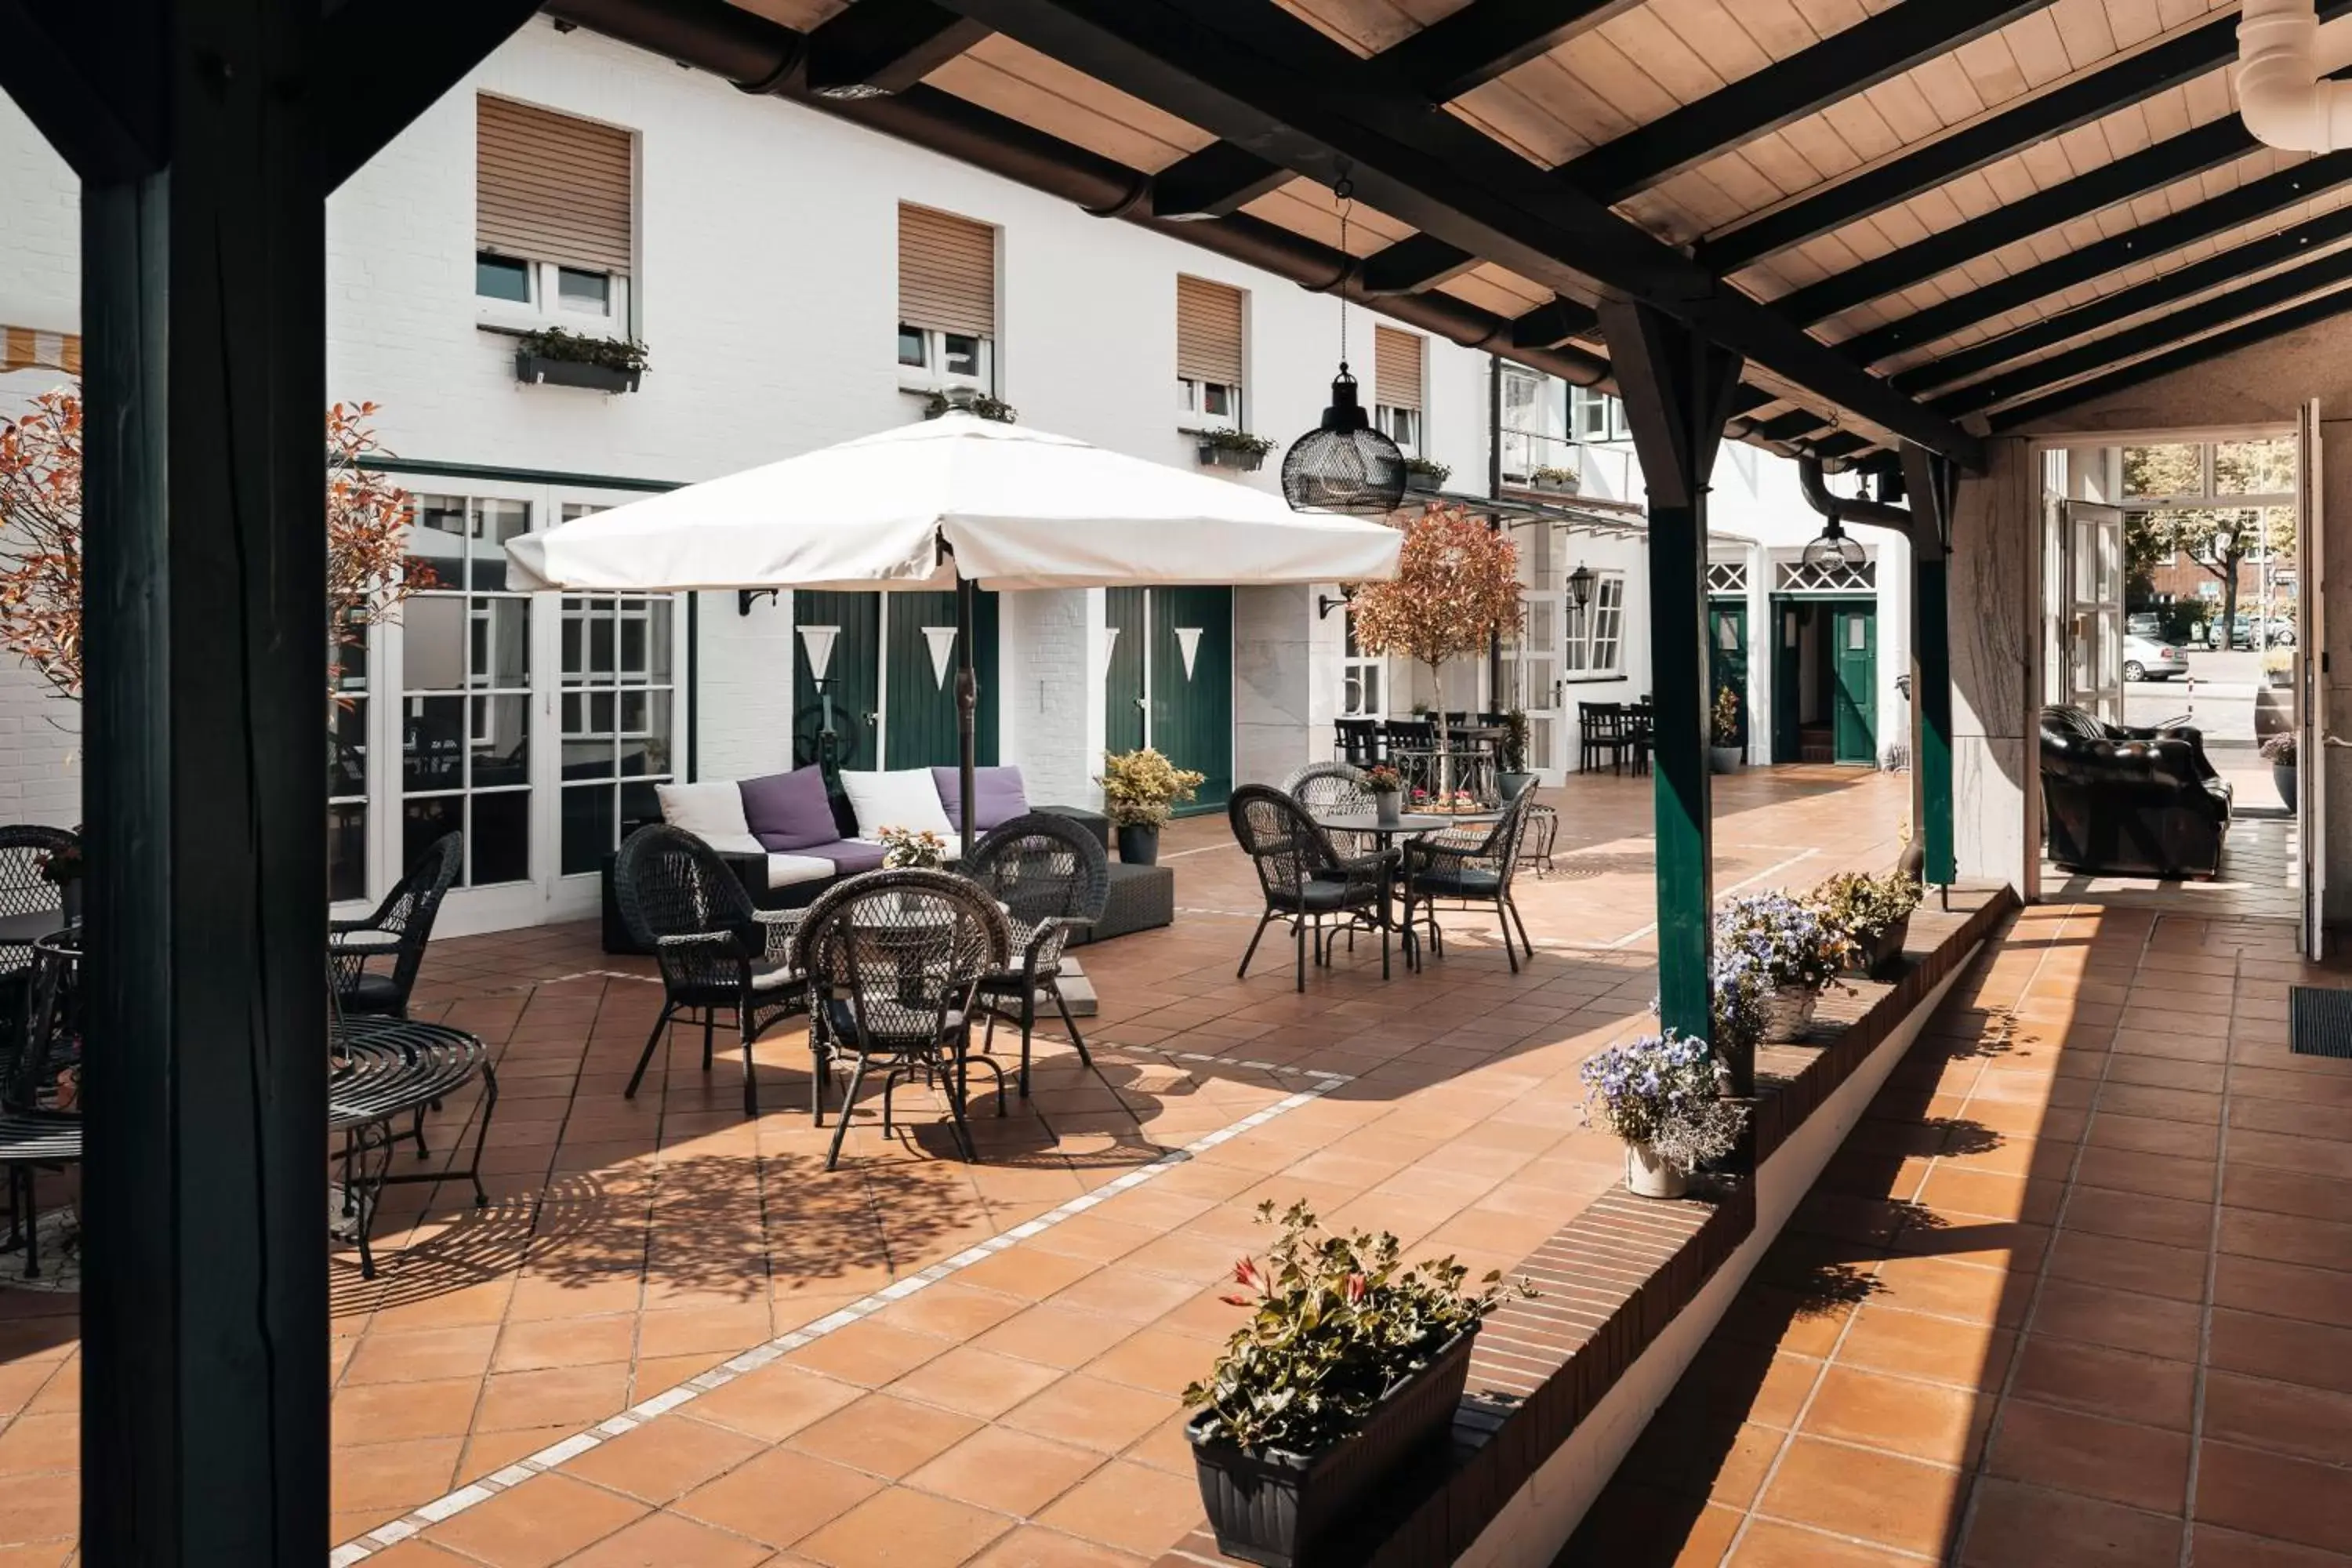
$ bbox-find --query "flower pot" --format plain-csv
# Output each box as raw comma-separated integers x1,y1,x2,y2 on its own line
1189,1328,1477,1568
1199,443,1267,474
1531,474,1578,494
2276,763,2299,811
1372,792,1403,828
1497,771,1537,801
1842,913,1911,981
514,350,641,394
1709,746,1744,774
1116,823,1162,866
1761,984,1819,1044
1624,1141,1690,1200
1404,470,1444,494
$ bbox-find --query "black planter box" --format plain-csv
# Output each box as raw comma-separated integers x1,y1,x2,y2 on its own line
1842,912,1913,981
515,350,642,394
1404,470,1445,494
1189,1328,1475,1568
1199,443,1268,473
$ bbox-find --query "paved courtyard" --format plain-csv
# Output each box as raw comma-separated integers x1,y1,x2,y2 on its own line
3,766,1927,1564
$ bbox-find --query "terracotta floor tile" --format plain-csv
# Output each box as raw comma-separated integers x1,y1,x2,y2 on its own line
782,1321,948,1389
2009,1337,2196,1431
1033,1458,1206,1558
2042,1230,2210,1305
561,1416,768,1503
1835,1305,2013,1389
2061,1185,2216,1251
674,1447,884,1547
785,1393,981,1480
1866,1254,2033,1327
2190,1523,2352,1567
1799,1366,1984,1466
975,1306,1144,1370
887,1347,1065,1421
488,1314,636,1374
962,1524,1152,1568
328,1436,466,1515
1000,1375,1181,1454
474,1363,634,1434
905,1426,1105,1517
1984,1399,2189,1515
688,1364,865,1443
2212,1255,2352,1331
2028,1279,2204,1362
2208,1308,2352,1396
559,1510,773,1568
2195,1440,2352,1555
1083,1329,1217,1398
872,1283,1031,1343
2201,1372,2352,1467
796,1486,1014,1568
1727,1518,1927,1567
1957,1478,2182,1566
340,1325,502,1386
1753,1436,1961,1559
424,1473,650,1568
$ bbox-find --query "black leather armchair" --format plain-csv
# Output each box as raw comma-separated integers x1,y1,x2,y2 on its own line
2039,706,2231,879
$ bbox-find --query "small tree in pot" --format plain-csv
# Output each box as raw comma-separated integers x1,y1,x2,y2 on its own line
1497,709,1536,799
1185,1201,1527,1568
1709,685,1744,772
1097,747,1205,864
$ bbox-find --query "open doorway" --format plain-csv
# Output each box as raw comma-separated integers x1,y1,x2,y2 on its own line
1766,597,1878,766
2037,427,2314,935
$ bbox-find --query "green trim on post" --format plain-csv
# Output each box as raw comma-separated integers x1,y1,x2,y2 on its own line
1650,503,1716,1050
1916,555,1957,885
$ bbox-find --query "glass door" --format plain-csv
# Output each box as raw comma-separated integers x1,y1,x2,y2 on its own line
2063,501,2125,723
1501,594,1565,781
2299,401,2328,957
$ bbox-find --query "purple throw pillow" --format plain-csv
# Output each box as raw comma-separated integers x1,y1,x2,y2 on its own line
815,840,887,876
740,767,839,852
933,766,1028,833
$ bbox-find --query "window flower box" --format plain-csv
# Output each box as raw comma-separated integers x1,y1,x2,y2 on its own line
1195,430,1276,474
1403,457,1450,494
511,326,648,394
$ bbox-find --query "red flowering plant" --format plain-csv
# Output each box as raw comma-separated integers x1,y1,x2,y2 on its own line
1182,1201,1526,1455
1344,504,1523,795
0,391,431,703
1359,764,1405,796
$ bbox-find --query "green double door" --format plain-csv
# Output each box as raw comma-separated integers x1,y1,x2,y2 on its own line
792,590,998,774
1104,586,1232,813
1766,597,1876,766
1708,601,1748,749
1828,601,1877,767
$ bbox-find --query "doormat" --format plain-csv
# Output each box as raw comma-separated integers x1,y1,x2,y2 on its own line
2289,986,2352,1058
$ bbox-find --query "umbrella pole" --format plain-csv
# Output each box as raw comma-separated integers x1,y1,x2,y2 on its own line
956,577,978,858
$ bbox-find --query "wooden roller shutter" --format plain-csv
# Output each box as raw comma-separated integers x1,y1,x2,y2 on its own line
898,204,997,337
1176,276,1244,387
476,95,633,276
1375,326,1423,411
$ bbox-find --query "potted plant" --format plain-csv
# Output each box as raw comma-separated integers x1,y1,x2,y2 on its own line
1403,455,1450,494
1361,764,1406,827
1809,868,1922,981
1716,891,1852,1043
924,387,1018,423
1580,1029,1749,1199
1709,686,1744,773
1197,429,1278,474
1184,1201,1525,1568
2263,731,2299,811
1529,465,1579,494
1496,710,1536,800
513,326,648,394
2265,647,2297,689
1097,746,1206,864
875,825,949,870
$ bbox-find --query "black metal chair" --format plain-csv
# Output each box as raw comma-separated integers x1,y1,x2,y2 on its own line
1,931,82,1280
1229,785,1394,992
1334,718,1384,767
792,870,1011,1171
332,832,463,1018
1579,702,1632,775
0,826,78,1039
1401,789,1541,974
613,825,806,1117
965,813,1109,1098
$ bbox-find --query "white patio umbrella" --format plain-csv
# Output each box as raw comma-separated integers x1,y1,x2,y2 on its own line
505,412,1403,848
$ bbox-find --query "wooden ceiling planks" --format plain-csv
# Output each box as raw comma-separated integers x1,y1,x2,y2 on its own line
927,34,1215,172
726,0,849,31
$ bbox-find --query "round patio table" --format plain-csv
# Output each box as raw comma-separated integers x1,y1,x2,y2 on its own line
329,1016,497,1279
1307,810,1502,974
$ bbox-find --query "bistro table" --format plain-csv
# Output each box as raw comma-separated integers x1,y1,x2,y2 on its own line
1309,808,1503,971
330,1016,498,1278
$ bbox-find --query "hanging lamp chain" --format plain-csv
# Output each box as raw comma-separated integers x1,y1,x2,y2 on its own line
1334,176,1354,370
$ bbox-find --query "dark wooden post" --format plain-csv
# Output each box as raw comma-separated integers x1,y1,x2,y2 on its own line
1600,300,1747,1088
1900,444,1961,888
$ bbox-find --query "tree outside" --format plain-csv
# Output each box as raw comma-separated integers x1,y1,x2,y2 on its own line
2122,437,2296,648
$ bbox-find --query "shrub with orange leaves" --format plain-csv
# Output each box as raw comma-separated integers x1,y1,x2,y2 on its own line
1344,503,1523,769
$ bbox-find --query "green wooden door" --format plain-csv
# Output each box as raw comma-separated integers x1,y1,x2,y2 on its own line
1149,586,1232,812
1708,601,1748,749
1771,598,1803,764
1105,587,1146,756
793,590,880,774
1831,601,1878,765
881,590,999,769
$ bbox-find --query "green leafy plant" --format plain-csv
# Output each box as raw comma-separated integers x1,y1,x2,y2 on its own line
1403,455,1451,486
1096,746,1206,827
515,326,649,374
924,389,1018,423
1529,465,1579,490
1710,685,1741,748
1500,709,1530,773
1184,1202,1525,1454
1197,428,1276,457
1809,869,1922,946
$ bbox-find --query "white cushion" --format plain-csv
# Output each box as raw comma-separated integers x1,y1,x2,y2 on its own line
658,781,750,840
765,853,837,889
696,831,766,857
837,769,955,840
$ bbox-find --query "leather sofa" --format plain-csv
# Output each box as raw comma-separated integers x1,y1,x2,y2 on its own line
2039,705,2231,879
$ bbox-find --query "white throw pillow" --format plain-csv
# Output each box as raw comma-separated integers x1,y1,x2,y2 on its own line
838,769,956,840
657,780,750,840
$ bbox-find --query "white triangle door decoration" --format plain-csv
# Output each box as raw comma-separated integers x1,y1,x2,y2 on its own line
797,625,839,683
921,626,959,690
1174,626,1203,681
1101,626,1120,669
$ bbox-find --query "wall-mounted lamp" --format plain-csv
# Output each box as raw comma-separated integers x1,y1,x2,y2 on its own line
1567,561,1596,611
739,588,780,615
1316,590,1355,621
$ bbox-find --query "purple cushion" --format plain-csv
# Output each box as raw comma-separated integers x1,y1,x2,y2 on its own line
740,767,839,853
932,766,1028,833
809,840,887,876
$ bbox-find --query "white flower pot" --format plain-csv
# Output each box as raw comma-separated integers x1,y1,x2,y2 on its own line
1625,1142,1690,1200
1762,984,1819,1044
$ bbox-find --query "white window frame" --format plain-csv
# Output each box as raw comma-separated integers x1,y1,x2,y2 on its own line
476,255,631,336
1561,570,1627,680
1340,607,1385,719
1572,387,1629,444
1178,376,1241,431
898,324,994,395
1499,366,1546,482
1374,404,1420,454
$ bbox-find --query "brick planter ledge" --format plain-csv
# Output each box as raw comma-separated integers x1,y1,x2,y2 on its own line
1155,884,2018,1568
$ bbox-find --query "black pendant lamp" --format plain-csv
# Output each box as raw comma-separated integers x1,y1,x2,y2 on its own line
1802,514,1867,571
1282,180,1406,515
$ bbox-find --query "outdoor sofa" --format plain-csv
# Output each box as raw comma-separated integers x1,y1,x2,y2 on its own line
2038,703,2231,880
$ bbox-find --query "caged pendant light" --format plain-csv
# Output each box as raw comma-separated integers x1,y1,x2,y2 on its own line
1281,179,1406,515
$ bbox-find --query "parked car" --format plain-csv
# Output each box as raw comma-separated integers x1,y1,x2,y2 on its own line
2123,633,2189,683
2126,612,2164,639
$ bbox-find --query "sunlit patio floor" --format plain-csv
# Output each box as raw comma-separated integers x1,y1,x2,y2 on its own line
1564,902,2352,1567
0,764,1917,1566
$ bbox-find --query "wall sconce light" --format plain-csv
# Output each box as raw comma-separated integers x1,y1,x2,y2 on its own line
1567,561,1595,611
739,588,780,615
1317,590,1355,620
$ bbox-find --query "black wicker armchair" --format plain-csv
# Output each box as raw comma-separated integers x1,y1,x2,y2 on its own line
790,870,1011,1171
332,832,463,1018
1283,760,1380,861
613,825,807,1117
1401,789,1541,973
0,825,78,1004
1229,784,1395,992
965,813,1109,1098
2,931,81,1280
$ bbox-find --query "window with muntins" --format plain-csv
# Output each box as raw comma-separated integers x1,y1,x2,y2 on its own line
899,203,997,394
1572,386,1629,443
1177,275,1245,429
1563,571,1627,677
475,95,633,333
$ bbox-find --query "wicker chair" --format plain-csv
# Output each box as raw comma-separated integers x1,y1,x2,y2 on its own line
965,813,1109,1098
790,870,1011,1171
2,931,81,1280
0,826,78,1011
1401,789,1541,973
613,825,807,1117
1229,785,1394,992
1282,760,1376,860
331,833,463,1018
